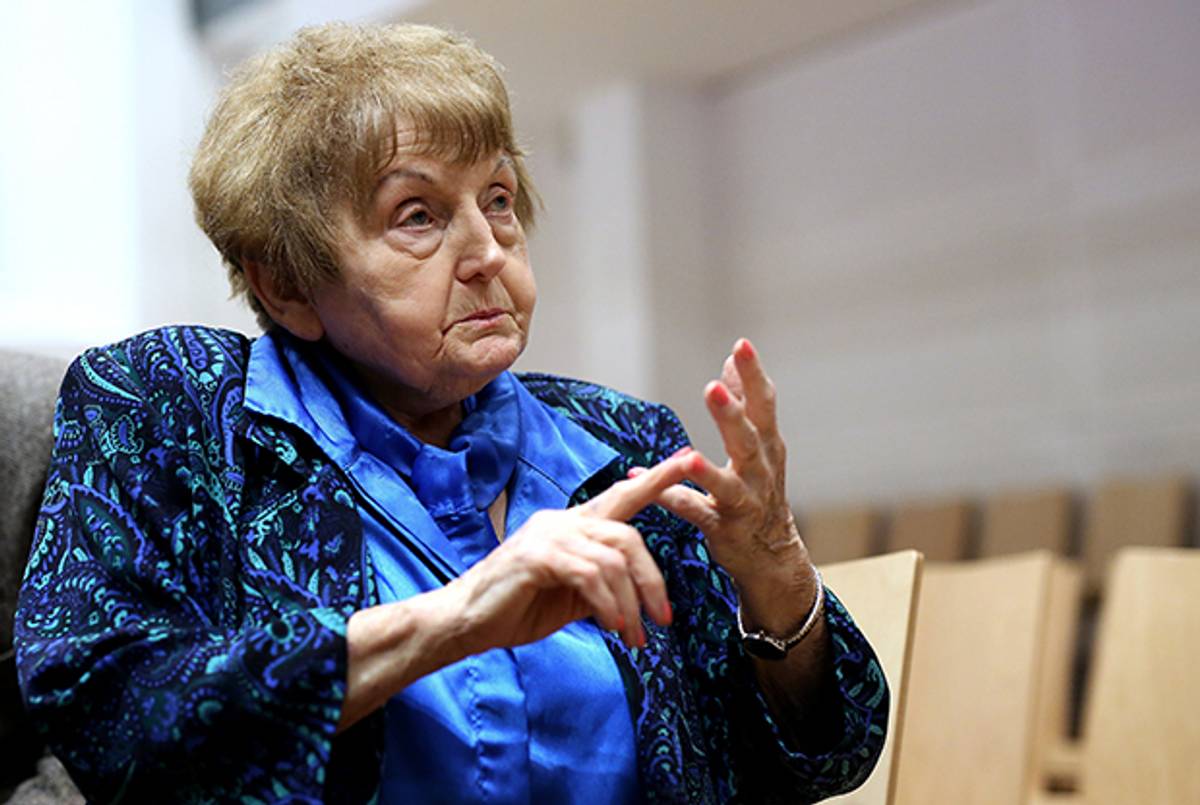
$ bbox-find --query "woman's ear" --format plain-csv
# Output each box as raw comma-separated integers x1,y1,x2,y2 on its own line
242,260,325,342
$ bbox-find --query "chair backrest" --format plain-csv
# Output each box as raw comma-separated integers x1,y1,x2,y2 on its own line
893,552,1055,805
884,500,970,561
0,348,68,790
1,349,68,650
820,550,923,805
1077,548,1200,804
1080,476,1190,595
1030,558,1083,791
979,488,1073,558
800,505,880,565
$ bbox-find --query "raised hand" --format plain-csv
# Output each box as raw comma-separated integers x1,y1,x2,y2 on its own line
634,339,814,634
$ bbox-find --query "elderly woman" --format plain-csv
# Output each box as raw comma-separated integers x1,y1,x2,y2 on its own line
16,23,886,804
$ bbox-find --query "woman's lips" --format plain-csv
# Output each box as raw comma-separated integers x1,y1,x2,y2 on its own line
450,308,508,330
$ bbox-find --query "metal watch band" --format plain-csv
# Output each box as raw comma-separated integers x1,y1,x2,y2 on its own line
737,566,826,660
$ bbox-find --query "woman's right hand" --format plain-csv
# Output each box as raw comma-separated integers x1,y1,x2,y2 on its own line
445,453,687,654
338,452,688,731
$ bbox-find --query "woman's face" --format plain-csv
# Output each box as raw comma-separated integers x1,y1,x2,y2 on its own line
306,131,536,418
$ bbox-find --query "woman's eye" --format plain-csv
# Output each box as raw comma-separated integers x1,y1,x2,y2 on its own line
396,207,433,228
487,192,513,215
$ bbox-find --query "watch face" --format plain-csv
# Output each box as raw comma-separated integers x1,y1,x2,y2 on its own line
742,635,788,661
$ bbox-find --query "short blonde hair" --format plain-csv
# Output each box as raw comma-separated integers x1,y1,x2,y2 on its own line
189,22,539,329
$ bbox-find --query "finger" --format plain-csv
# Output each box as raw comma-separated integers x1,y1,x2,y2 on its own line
562,533,644,646
554,551,624,633
705,381,766,473
584,451,690,522
731,338,779,437
583,519,671,627
679,450,749,506
650,483,720,533
721,354,745,400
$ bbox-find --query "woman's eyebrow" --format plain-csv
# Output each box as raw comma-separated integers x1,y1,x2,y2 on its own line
376,166,436,195
373,158,512,201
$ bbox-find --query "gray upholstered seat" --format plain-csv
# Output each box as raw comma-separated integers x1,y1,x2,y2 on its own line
0,349,69,799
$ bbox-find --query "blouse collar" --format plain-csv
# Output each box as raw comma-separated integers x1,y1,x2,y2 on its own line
244,329,619,511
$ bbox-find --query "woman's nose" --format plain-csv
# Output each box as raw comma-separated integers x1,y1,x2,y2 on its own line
453,208,506,283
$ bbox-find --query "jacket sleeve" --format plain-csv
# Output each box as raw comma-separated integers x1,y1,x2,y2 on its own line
15,347,350,803
647,402,889,803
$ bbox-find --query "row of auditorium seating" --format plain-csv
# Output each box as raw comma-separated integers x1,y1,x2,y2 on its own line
819,545,1198,804
799,475,1195,596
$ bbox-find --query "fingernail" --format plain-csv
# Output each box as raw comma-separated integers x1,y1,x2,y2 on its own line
737,339,756,359
662,600,673,625
710,384,730,406
638,625,647,648
669,446,692,459
615,614,626,631
627,466,647,478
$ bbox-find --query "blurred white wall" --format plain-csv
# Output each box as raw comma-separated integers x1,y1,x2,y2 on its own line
1,0,1196,508
131,1,254,339
707,0,1200,505
0,2,141,352
0,0,256,357
514,0,1200,506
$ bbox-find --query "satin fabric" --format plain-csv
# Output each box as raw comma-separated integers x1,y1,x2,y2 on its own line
247,333,639,804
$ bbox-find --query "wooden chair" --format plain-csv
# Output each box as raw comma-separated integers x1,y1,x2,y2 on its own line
1074,548,1200,803
978,487,1081,786
800,505,880,565
1031,560,1084,794
979,488,1074,558
1080,476,1191,596
884,500,971,562
821,550,924,805
893,552,1058,805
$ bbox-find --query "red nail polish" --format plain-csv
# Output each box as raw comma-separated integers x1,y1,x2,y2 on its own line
710,384,730,406
662,601,673,625
615,614,626,631
669,446,692,459
738,339,756,359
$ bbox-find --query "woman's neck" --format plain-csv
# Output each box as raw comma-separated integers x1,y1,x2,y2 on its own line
380,397,464,448
335,347,486,447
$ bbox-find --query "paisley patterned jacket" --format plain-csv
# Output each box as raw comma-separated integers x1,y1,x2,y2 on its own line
16,326,887,803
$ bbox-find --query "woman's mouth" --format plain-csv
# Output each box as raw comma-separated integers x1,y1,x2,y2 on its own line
452,308,508,329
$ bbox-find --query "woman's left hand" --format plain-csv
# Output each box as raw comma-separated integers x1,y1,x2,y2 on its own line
638,338,815,633
639,339,834,733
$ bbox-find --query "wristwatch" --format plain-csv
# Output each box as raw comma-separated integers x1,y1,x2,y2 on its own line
737,566,826,660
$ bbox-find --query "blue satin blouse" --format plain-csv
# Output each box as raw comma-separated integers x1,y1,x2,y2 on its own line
245,332,639,804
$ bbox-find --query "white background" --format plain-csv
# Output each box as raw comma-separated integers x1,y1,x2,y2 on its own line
2,0,1197,508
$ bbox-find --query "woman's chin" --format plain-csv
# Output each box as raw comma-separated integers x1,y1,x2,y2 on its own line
456,333,525,382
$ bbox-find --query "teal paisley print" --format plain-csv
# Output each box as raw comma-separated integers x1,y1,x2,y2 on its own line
17,326,886,803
